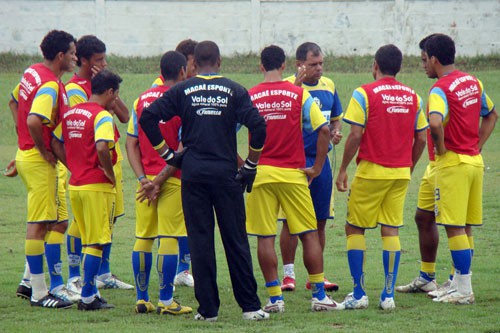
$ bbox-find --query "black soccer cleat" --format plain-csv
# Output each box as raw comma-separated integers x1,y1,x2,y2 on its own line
77,296,115,311
16,282,32,300
30,293,73,309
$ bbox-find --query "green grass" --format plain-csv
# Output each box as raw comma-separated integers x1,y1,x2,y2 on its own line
1,66,499,332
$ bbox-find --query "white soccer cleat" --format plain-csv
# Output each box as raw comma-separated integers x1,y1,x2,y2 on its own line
51,285,81,303
379,297,396,310
341,292,369,310
433,290,475,305
311,295,344,311
242,309,270,320
395,276,438,293
66,277,83,295
174,270,194,287
194,313,218,322
263,298,285,313
96,274,134,290
428,279,453,298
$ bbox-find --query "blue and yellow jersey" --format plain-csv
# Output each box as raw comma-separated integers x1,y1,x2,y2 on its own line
11,83,20,103
285,75,343,156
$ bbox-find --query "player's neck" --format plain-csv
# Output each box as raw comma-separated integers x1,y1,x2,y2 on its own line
263,69,282,82
437,64,456,78
43,60,64,79
77,67,92,80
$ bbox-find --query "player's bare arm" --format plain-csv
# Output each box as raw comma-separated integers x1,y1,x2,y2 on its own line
411,130,427,173
429,113,447,155
478,109,498,151
336,124,363,192
51,136,67,167
96,141,115,186
27,114,56,166
329,119,343,145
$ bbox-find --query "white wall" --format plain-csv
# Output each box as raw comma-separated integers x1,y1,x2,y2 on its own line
1,0,498,57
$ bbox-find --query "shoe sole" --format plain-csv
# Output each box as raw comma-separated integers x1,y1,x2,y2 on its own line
16,293,31,300
281,286,295,292
325,285,339,292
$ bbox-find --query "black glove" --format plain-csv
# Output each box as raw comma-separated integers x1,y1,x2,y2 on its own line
235,159,258,193
161,147,187,169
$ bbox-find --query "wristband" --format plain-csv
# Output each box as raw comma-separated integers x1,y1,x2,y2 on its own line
160,148,175,161
138,175,146,181
244,158,258,169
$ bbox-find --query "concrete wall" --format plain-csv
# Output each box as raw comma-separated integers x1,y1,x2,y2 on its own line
1,0,498,57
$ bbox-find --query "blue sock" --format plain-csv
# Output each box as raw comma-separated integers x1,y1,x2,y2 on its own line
45,242,64,290
381,250,401,300
311,281,326,300
98,243,111,276
176,237,190,273
451,249,472,275
82,252,102,298
132,251,152,301
67,234,82,279
26,255,44,275
348,249,366,299
157,254,178,302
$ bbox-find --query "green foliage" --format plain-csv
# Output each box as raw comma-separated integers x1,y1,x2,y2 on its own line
0,64,499,332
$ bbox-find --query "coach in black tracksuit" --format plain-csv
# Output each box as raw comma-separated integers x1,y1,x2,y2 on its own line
140,41,266,320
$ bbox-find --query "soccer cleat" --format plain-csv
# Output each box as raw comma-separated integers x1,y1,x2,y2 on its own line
305,278,339,292
30,293,73,309
16,281,32,300
395,276,438,293
158,300,193,315
96,274,134,290
174,270,194,287
341,293,369,310
263,298,285,313
135,300,156,313
428,279,453,298
311,295,344,311
433,290,475,305
52,285,81,302
379,297,396,310
242,309,270,320
194,313,218,322
77,296,115,311
281,276,296,292
66,277,83,295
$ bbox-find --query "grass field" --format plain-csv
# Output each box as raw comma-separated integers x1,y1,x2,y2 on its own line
0,64,499,332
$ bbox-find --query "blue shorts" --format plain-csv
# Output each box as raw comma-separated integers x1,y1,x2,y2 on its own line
306,155,333,221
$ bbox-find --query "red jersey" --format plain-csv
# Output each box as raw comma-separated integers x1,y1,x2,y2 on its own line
356,77,420,168
17,63,68,151
429,70,482,156
61,102,117,186
133,86,182,177
248,81,306,168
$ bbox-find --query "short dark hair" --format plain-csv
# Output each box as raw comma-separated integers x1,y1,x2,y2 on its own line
424,34,455,66
40,30,76,61
375,44,402,76
76,35,106,67
175,39,198,59
160,51,187,80
91,69,122,95
260,45,285,71
194,41,220,68
418,33,439,51
296,42,322,61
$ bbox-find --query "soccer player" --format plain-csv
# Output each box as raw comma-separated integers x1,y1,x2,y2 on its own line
280,42,343,292
127,50,192,315
395,34,443,295
150,39,198,289
335,44,428,310
152,38,198,88
140,40,269,321
52,69,122,310
65,35,133,292
15,29,76,308
423,34,497,304
247,45,341,313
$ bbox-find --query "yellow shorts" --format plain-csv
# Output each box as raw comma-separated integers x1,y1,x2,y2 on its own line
56,162,69,223
114,161,124,219
135,177,186,239
435,163,483,227
347,177,409,229
69,189,115,246
16,150,57,223
417,163,436,212
246,182,317,236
